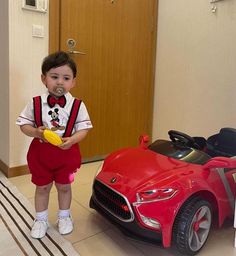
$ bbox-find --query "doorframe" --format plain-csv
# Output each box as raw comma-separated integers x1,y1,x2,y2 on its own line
49,0,60,53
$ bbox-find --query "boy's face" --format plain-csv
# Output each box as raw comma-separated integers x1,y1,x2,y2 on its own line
41,64,76,98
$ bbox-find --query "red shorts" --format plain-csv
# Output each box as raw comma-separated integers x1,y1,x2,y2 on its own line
27,138,81,186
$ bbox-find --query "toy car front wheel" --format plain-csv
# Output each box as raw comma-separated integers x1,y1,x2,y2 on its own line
173,198,212,255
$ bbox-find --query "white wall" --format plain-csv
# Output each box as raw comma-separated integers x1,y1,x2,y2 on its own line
0,0,9,166
9,0,48,167
153,0,236,139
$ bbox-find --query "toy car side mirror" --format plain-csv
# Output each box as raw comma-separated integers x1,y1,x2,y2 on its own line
203,157,236,170
139,134,149,148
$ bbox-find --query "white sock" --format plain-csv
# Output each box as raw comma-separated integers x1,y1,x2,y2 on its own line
35,209,48,222
58,209,70,219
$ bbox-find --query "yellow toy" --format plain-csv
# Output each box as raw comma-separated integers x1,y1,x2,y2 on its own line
43,129,62,146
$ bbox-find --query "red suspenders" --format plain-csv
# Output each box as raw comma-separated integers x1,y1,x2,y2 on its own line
33,96,43,127
63,99,81,137
33,96,81,137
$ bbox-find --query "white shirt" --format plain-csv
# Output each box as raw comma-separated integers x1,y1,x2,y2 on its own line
16,92,93,137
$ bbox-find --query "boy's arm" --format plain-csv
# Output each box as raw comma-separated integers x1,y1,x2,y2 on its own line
59,129,89,150
70,129,89,144
20,124,46,140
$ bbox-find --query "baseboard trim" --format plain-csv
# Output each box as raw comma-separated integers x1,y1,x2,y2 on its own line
0,159,29,178
0,159,8,176
8,165,30,177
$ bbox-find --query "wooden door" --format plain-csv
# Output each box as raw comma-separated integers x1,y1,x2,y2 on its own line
49,0,157,161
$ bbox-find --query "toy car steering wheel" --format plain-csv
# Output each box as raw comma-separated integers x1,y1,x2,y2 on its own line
168,130,200,149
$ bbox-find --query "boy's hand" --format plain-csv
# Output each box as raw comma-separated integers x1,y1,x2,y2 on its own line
57,129,89,150
59,137,74,150
36,126,47,142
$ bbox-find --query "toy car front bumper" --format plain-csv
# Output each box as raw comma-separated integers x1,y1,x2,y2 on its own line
90,195,162,244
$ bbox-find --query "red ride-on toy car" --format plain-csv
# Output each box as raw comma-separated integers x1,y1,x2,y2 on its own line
90,128,236,255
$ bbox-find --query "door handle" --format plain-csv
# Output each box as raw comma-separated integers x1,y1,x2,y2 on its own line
66,38,86,55
68,50,86,55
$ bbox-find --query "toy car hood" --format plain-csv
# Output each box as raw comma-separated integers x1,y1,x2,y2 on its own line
96,147,189,195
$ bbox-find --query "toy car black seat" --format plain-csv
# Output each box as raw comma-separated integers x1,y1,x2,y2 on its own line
206,128,236,157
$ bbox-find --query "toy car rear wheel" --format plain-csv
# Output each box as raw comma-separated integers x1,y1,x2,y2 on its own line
173,197,212,255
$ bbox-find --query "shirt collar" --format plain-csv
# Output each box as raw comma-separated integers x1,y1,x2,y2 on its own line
41,92,72,104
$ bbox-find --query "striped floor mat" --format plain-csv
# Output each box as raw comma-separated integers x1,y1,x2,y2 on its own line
0,173,79,256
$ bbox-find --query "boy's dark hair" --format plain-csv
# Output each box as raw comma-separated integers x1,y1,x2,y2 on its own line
41,51,77,77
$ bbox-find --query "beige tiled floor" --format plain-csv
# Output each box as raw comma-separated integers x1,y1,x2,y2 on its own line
8,161,236,256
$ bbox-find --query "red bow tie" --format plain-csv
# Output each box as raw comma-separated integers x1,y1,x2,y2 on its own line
47,95,66,108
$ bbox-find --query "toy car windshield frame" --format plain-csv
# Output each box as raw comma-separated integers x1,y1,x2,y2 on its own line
148,139,211,165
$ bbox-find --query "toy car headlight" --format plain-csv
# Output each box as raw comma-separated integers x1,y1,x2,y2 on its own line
136,188,178,204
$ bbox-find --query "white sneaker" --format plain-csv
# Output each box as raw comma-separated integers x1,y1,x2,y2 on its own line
31,220,48,239
57,216,73,235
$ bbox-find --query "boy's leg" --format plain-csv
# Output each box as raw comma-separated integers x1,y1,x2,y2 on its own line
55,183,72,210
35,183,53,212
55,183,73,235
31,183,53,239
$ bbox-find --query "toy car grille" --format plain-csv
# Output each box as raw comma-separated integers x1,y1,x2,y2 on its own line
93,180,134,222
